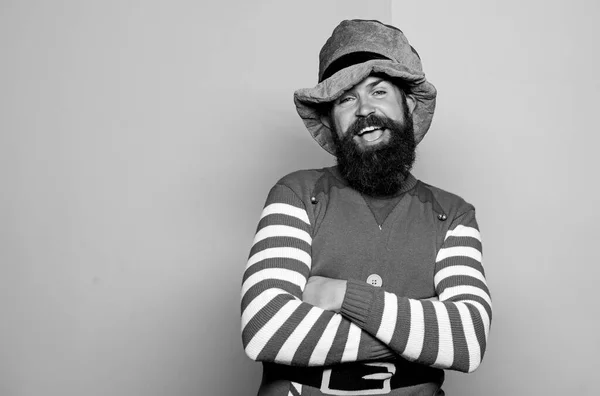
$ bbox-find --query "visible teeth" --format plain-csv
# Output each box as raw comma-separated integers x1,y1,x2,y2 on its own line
359,126,379,135
362,128,384,142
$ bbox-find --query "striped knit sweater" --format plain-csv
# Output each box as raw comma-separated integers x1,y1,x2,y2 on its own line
241,167,491,395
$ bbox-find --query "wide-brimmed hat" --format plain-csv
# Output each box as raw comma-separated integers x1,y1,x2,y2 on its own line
294,19,437,155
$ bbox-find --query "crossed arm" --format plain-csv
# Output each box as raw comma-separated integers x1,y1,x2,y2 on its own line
303,276,438,311
241,183,492,372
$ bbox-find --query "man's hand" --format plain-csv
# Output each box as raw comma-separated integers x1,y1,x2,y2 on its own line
302,276,347,312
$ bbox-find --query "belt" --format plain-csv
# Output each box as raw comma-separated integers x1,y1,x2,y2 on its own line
263,359,444,394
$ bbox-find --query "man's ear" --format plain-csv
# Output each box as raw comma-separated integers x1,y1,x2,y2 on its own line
406,94,417,115
320,114,332,129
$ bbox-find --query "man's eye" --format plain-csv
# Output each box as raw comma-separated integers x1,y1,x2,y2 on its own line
338,96,354,104
373,90,387,96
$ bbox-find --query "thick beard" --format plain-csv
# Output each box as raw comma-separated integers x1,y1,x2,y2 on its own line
332,111,416,197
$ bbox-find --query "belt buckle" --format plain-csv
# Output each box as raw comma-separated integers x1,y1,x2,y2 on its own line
320,362,396,395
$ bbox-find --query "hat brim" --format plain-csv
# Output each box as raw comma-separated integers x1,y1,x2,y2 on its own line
294,59,437,155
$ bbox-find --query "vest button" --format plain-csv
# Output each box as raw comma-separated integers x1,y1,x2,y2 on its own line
366,274,383,287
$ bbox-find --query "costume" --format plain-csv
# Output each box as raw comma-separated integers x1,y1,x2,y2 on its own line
241,167,491,395
242,18,491,396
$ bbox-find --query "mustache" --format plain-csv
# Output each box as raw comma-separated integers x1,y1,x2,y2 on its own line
333,111,416,197
346,114,398,137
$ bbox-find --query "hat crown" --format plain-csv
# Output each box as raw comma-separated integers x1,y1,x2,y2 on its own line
318,19,423,82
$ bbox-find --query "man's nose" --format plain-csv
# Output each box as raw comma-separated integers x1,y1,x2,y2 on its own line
355,97,375,117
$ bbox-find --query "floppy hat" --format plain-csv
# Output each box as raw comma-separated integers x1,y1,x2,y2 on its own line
293,19,437,155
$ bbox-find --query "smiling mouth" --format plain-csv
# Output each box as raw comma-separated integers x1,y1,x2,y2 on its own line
357,126,384,142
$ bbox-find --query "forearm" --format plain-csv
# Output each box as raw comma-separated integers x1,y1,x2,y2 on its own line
241,183,398,366
242,281,397,365
339,212,491,373
341,280,491,372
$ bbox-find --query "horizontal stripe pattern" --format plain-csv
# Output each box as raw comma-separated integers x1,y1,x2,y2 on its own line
253,225,312,245
245,299,300,360
375,292,398,344
432,218,491,372
241,184,376,366
439,285,492,308
242,257,310,284
456,302,480,373
308,314,342,366
365,214,490,373
432,301,453,368
445,225,481,241
275,307,322,364
241,288,289,334
261,203,310,224
249,236,311,259
246,247,311,270
436,246,482,263
257,213,311,234
463,300,491,338
242,183,492,374
404,299,425,360
434,265,487,287
242,187,321,364
341,323,362,362
241,268,307,297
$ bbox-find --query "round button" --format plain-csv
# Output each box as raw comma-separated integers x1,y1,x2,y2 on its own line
366,274,383,287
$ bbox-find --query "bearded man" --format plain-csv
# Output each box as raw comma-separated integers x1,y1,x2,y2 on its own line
241,20,492,396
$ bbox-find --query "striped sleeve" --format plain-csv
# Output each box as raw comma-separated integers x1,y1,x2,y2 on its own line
340,209,492,373
241,183,396,366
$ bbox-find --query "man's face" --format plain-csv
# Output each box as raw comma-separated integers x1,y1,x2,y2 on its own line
329,76,415,151
325,75,418,197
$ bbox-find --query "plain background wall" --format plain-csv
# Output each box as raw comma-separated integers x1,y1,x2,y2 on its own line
2,1,599,396
0,1,389,396
392,1,600,395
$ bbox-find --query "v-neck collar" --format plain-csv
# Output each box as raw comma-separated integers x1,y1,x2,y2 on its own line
362,194,403,228
328,167,418,229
